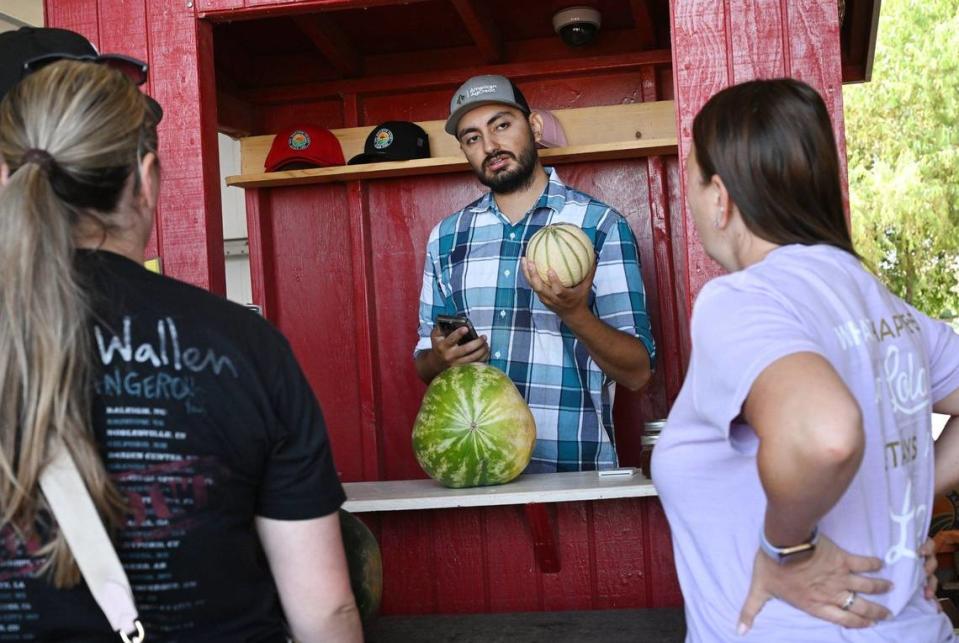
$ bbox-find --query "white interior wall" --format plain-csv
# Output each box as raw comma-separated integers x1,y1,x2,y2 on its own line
0,0,43,31
218,133,252,305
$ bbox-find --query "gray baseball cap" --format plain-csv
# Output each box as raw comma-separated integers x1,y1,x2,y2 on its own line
445,74,531,136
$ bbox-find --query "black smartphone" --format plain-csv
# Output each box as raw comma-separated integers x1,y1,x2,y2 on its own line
435,314,480,346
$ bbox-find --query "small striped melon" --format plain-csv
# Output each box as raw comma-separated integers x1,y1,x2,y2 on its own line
412,363,536,488
525,223,596,287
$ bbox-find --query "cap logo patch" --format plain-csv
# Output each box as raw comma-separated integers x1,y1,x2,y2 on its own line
467,84,499,98
373,128,394,149
288,130,311,150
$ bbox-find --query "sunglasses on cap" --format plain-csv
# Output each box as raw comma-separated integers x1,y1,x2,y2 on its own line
22,52,148,86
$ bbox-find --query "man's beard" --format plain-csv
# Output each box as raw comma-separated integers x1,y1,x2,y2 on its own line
476,134,539,195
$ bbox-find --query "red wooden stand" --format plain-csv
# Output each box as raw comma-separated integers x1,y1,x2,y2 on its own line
45,0,860,616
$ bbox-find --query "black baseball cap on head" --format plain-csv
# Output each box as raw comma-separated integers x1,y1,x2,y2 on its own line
348,121,431,165
0,27,94,100
0,26,162,122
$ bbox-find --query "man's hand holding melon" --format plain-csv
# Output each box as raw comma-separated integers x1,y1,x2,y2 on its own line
521,223,598,325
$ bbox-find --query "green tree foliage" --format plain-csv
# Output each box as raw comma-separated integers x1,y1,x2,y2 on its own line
844,0,959,318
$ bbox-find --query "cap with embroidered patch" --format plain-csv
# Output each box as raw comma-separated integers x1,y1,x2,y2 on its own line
347,121,431,165
445,74,531,136
264,125,345,172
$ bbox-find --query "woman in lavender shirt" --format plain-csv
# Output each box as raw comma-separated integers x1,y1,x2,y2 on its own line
653,78,959,641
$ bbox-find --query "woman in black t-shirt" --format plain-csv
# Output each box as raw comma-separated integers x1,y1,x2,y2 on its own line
0,59,361,642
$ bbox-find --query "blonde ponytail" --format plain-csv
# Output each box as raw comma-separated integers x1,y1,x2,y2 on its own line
0,61,157,586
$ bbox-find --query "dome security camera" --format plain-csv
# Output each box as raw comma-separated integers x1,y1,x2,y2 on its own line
553,6,602,48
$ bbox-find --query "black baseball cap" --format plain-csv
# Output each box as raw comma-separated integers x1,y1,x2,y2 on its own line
348,121,431,165
0,26,162,122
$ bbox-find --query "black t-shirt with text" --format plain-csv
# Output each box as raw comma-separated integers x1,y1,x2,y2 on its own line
0,250,345,641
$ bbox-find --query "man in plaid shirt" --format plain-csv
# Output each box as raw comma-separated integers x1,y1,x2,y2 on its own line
414,74,655,472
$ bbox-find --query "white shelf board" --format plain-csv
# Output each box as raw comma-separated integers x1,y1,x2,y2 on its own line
341,469,657,513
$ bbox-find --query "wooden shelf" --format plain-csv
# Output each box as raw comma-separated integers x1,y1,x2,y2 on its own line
226,138,676,188
341,469,657,513
225,100,677,189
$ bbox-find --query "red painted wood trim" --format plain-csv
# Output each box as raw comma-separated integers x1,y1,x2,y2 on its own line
644,498,683,606
350,28,660,82
244,190,277,320
432,508,488,613
100,0,162,259
672,0,849,311
343,93,382,481
525,503,561,574
540,502,589,610
296,14,363,77
97,0,156,164
593,498,650,608
195,19,227,294
196,0,244,12
95,0,148,78
486,506,542,610
243,30,663,106
44,0,100,48
670,0,729,313
217,90,257,138
779,0,794,73
379,510,437,614
664,158,691,369
451,0,504,64
243,49,672,105
629,0,657,50
843,64,866,82
860,0,881,81
729,0,786,82
640,65,682,404
132,4,226,291
197,0,437,21
784,0,849,214
42,1,166,257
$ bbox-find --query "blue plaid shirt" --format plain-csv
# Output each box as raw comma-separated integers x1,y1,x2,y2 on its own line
415,168,656,472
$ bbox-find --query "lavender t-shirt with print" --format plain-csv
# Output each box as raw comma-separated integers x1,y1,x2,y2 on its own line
653,244,959,642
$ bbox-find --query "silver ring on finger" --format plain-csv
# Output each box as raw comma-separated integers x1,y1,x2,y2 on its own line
840,590,857,611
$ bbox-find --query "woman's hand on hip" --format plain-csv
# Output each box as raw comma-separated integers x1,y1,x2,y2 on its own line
920,536,943,608
737,534,892,634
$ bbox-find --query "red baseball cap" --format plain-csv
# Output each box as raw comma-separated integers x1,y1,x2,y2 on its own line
264,125,345,172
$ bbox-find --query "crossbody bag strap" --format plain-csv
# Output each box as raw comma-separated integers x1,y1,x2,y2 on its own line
38,441,144,642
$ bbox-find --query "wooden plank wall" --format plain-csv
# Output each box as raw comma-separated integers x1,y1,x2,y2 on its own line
44,0,227,294
670,0,848,311
195,0,434,14
246,66,686,612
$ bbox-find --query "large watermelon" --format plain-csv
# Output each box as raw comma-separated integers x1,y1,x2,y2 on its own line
412,363,536,488
338,509,383,622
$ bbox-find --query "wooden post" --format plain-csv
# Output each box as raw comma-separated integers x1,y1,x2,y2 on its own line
525,503,561,574
44,0,226,293
670,0,847,309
